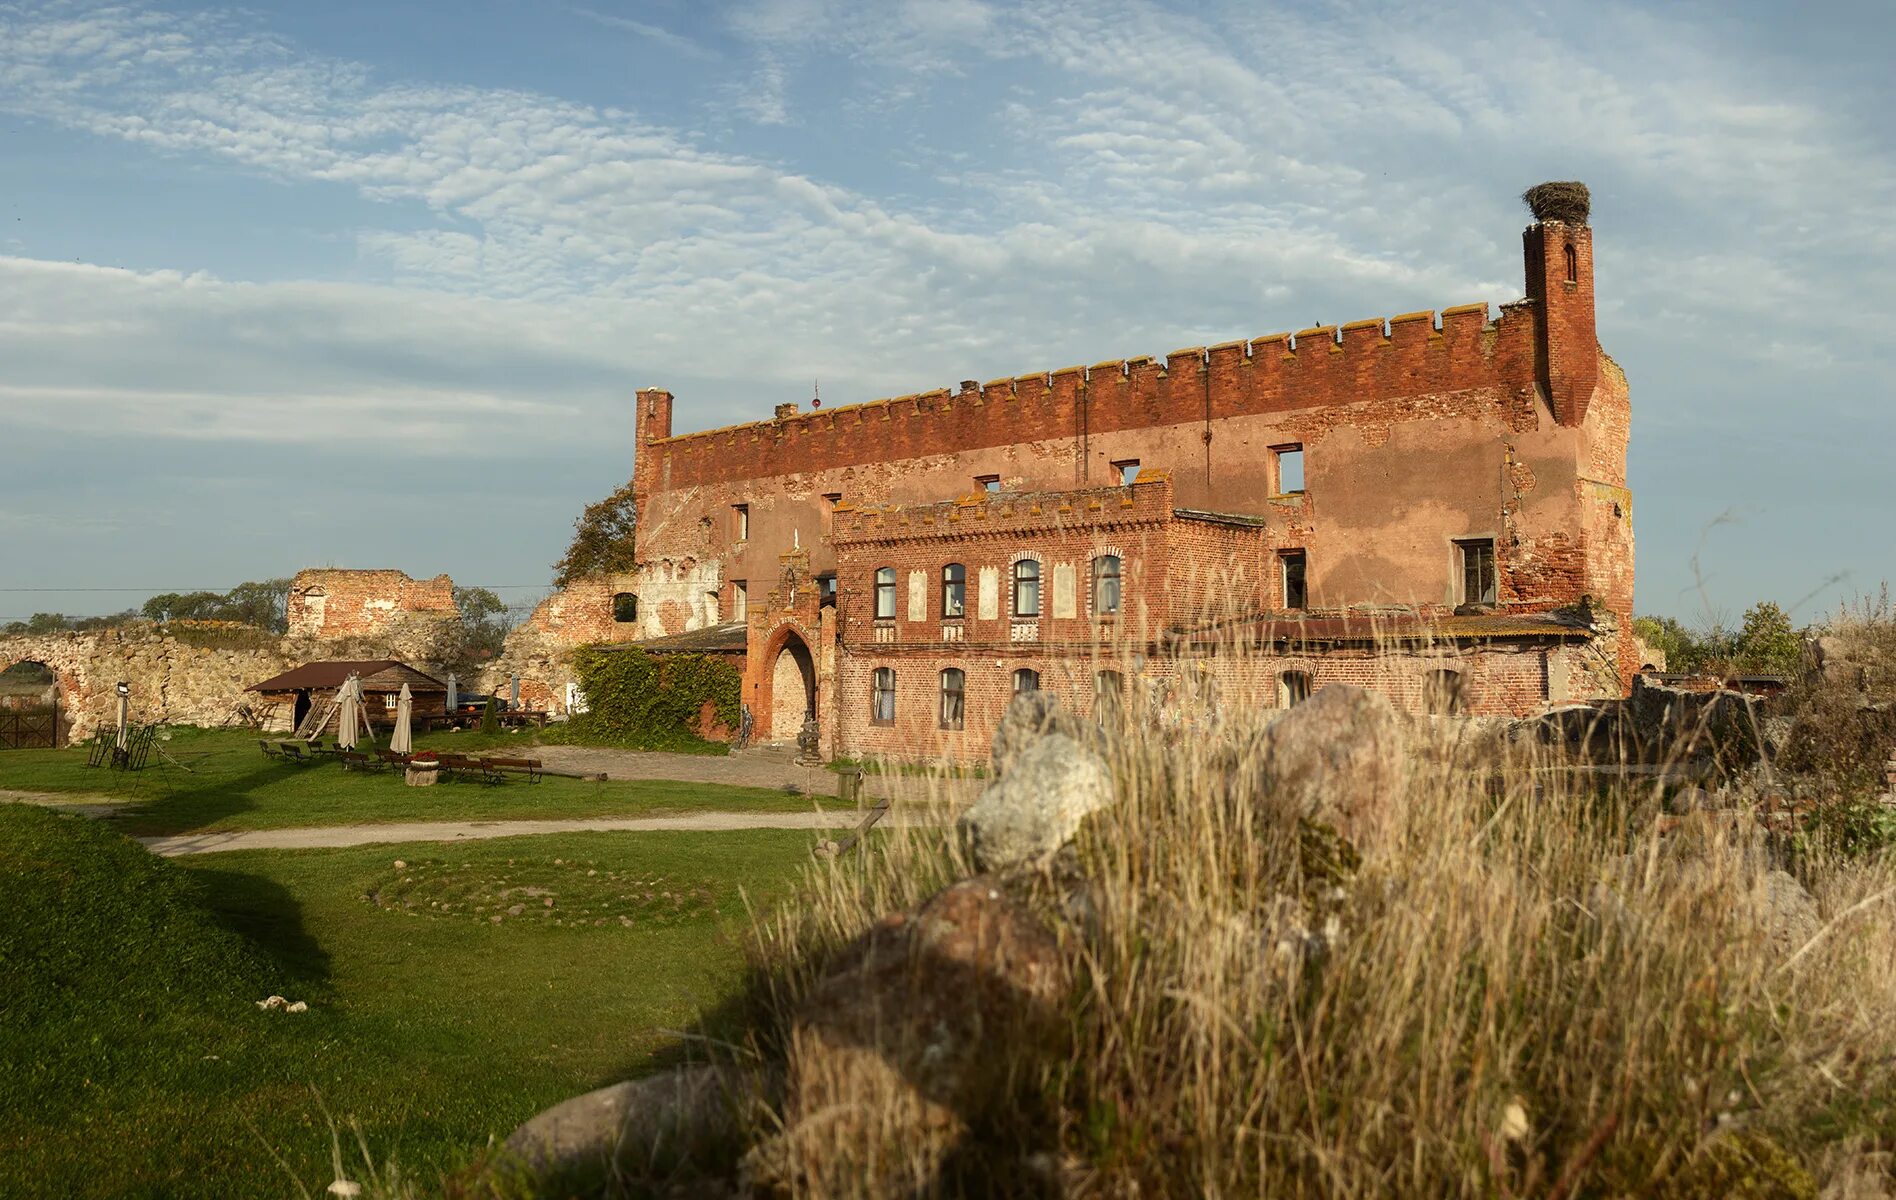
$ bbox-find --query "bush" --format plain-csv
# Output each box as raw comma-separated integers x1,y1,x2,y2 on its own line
554,646,740,754
480,696,500,735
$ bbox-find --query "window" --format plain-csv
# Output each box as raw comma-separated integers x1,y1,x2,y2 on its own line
1564,242,1578,283
941,563,966,618
733,504,749,541
732,580,747,621
874,567,896,620
1013,668,1040,693
612,592,638,623
1013,559,1041,617
871,667,896,725
976,474,1001,494
1458,539,1497,606
1092,554,1122,616
817,573,837,605
1279,670,1312,708
939,668,965,730
823,492,842,508
1272,444,1304,494
382,694,398,711
1113,459,1141,485
1424,669,1465,716
1280,551,1307,610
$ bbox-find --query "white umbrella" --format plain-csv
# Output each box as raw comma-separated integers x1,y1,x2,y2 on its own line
389,682,413,755
337,674,366,750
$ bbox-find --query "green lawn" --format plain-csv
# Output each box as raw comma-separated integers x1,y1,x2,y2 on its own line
0,728,841,837
0,805,818,1197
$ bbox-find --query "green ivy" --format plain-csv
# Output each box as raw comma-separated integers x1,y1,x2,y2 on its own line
556,646,741,754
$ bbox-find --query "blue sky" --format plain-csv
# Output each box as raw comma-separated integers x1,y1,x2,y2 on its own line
1,0,1891,629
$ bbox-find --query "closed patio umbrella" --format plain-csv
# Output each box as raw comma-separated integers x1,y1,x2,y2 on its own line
447,672,458,713
389,682,413,755
337,674,366,750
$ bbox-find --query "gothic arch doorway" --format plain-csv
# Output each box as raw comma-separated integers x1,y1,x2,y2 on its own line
758,627,817,744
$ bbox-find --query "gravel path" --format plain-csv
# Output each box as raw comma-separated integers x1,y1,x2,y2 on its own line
530,745,981,806
138,810,879,857
0,789,128,818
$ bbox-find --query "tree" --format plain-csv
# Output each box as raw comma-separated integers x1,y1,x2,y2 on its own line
553,480,638,589
1735,601,1802,675
455,586,510,658
220,579,291,633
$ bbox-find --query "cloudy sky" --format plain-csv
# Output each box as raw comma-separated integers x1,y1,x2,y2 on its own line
1,0,1890,629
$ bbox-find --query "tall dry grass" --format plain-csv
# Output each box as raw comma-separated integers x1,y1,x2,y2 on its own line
730,630,1896,1198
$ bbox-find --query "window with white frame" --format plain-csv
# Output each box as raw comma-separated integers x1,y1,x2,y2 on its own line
874,567,896,620
941,563,966,618
1092,554,1122,615
1013,558,1041,617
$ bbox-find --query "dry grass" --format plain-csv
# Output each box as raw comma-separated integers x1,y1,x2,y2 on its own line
719,636,1896,1197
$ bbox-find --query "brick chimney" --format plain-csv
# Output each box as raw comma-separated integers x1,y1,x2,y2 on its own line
1522,182,1598,427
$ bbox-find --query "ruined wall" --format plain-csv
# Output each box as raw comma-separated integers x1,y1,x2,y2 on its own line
287,569,463,663
0,626,304,740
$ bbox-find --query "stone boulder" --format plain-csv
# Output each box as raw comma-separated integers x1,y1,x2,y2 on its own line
743,878,1068,1196
1257,685,1413,848
498,1063,745,1190
959,733,1114,873
990,690,1085,778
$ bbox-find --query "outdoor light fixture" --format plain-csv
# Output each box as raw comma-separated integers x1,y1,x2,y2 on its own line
116,681,129,697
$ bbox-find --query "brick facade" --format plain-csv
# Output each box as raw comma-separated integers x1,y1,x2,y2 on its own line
502,194,1635,759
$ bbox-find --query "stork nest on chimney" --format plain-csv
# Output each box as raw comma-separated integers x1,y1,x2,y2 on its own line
1523,181,1591,224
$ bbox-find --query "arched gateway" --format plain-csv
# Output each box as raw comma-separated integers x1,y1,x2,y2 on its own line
754,624,818,744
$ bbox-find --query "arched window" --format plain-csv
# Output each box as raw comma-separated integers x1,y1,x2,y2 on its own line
612,592,638,623
1563,242,1577,283
939,668,965,730
1092,554,1122,615
941,563,966,619
1278,670,1312,708
1424,669,1465,716
874,567,896,620
1013,667,1040,693
871,667,896,725
1012,558,1041,617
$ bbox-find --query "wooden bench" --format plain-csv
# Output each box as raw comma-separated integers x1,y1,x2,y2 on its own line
437,753,502,785
376,749,412,768
259,739,286,761
339,750,385,773
481,756,543,783
275,741,315,765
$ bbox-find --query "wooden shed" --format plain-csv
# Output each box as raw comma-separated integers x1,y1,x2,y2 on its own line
248,660,449,732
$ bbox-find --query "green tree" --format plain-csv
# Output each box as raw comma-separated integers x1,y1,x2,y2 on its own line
1734,601,1802,675
552,480,638,589
219,579,291,633
455,586,511,658
479,696,501,735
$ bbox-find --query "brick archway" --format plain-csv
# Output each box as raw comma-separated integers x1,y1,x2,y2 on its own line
753,622,819,744
0,637,90,746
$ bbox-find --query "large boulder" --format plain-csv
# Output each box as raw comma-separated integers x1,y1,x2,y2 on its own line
497,1063,744,1190
1257,685,1413,848
743,878,1068,1196
959,733,1114,872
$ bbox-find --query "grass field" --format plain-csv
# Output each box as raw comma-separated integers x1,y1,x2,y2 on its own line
0,804,819,1197
0,728,841,837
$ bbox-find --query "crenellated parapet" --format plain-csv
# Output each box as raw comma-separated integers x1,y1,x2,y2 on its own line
645,301,1542,491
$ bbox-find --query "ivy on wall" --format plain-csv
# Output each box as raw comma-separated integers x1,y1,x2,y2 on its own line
553,646,740,754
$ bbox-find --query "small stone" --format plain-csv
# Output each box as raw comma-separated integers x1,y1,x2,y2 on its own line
392,859,406,870
327,1182,362,1198
286,1000,308,1013
544,897,555,907
508,904,525,916
1500,1099,1529,1142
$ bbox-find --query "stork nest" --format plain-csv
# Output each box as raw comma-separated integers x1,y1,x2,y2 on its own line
1523,181,1590,224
